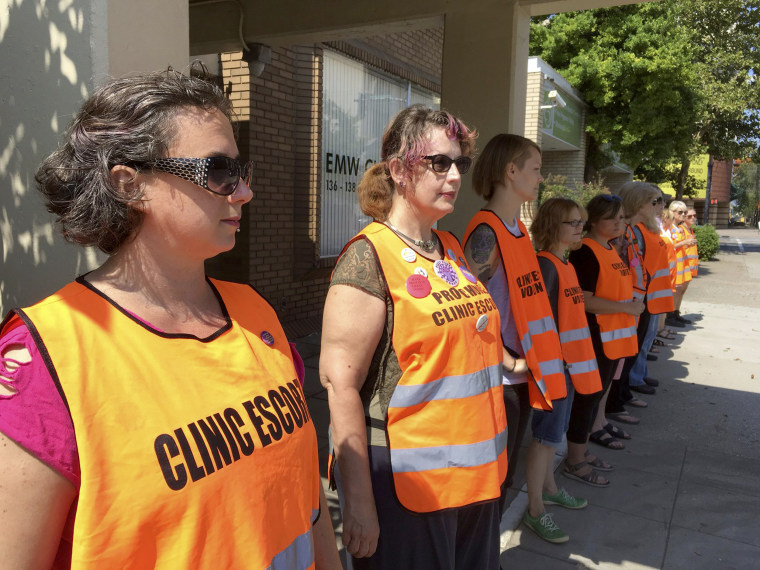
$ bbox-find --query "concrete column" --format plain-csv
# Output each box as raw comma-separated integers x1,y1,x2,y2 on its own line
0,0,189,313
438,1,531,238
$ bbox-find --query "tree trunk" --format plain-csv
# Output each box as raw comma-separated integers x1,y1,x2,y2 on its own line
675,158,690,199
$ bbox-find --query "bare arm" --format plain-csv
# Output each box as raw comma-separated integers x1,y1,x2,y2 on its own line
464,226,527,373
319,284,386,559
313,482,341,569
582,292,645,316
0,431,76,569
464,223,499,284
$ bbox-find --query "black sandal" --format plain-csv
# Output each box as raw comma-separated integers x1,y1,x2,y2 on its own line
589,429,625,450
603,423,631,440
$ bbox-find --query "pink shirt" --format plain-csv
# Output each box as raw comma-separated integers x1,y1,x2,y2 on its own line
0,314,306,568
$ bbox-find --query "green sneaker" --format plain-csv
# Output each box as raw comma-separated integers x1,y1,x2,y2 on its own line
522,511,569,543
542,488,588,510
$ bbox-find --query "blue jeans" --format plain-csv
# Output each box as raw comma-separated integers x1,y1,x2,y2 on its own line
629,312,659,386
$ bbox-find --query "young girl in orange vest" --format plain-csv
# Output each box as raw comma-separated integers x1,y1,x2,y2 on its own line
568,195,644,458
523,197,605,543
463,134,568,542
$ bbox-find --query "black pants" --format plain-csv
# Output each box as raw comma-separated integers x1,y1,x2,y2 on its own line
501,382,530,493
340,445,502,570
606,310,651,413
566,333,616,444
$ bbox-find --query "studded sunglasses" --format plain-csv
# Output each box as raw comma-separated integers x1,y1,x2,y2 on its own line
140,157,253,196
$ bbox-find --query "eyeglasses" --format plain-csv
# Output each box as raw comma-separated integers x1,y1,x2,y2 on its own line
423,154,473,175
651,197,664,205
686,214,697,218
599,194,622,202
676,210,687,215
562,220,585,228
141,157,253,196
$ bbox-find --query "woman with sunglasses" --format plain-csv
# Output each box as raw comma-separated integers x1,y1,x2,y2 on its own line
665,201,695,326
612,182,675,403
320,105,506,569
567,194,643,456
0,70,339,569
462,135,566,530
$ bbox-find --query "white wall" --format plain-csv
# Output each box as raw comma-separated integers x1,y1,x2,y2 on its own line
0,0,188,314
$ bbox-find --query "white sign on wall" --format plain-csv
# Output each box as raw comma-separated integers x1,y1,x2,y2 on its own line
321,50,438,257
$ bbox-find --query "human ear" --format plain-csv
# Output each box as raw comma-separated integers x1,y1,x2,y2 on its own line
387,157,408,189
109,165,144,208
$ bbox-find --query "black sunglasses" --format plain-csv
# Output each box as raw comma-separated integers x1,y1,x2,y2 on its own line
140,157,253,196
423,154,473,175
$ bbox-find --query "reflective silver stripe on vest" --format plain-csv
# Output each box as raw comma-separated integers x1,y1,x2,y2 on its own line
311,508,319,524
559,326,590,344
652,268,670,280
539,358,565,377
390,426,508,473
633,290,645,301
520,316,556,353
600,326,637,343
647,289,673,300
567,358,598,375
388,364,501,409
267,528,314,570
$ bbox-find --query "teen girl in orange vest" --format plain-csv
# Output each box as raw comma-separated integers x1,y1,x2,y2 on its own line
568,194,643,458
463,135,565,537
0,72,339,568
321,106,506,569
521,197,604,543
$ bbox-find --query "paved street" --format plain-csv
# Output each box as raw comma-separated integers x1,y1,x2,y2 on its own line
298,226,760,569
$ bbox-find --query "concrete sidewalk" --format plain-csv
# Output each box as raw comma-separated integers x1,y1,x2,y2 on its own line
297,227,760,569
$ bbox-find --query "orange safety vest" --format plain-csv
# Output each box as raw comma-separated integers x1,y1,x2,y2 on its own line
669,224,692,286
464,211,566,410
624,225,648,302
14,279,320,569
581,238,638,360
349,222,507,513
660,227,678,290
636,223,675,314
536,252,602,395
682,223,699,276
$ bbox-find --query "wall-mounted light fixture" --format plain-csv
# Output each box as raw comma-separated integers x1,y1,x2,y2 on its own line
242,43,271,77
540,90,567,110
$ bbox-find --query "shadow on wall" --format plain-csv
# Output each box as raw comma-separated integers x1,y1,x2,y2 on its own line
0,0,103,315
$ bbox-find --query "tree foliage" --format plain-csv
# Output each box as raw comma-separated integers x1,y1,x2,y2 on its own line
530,1,760,183
732,160,760,222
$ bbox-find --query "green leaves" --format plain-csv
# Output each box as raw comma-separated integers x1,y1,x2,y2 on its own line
530,1,760,174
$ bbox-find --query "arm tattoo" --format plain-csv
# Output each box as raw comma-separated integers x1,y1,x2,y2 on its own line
471,224,496,264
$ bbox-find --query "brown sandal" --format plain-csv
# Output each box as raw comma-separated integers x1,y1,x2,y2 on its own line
562,460,610,487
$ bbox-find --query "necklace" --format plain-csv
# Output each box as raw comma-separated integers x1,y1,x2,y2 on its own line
385,222,438,253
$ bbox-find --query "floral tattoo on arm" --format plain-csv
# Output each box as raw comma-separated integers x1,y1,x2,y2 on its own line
468,224,497,284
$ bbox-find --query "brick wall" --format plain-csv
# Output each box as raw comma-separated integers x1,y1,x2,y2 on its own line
542,150,585,188
524,71,543,145
210,28,445,336
710,159,732,202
